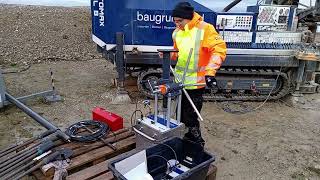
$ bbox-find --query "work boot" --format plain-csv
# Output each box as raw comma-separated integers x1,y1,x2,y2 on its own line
183,127,205,147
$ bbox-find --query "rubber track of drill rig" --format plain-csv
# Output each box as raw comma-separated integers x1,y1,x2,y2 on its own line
203,68,290,101
137,68,290,101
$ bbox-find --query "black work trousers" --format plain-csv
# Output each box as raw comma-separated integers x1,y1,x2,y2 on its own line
181,88,205,128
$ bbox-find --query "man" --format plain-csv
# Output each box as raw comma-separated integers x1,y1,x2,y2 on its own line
171,2,227,146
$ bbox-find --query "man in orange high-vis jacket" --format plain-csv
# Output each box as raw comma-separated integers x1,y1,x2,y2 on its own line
171,2,227,146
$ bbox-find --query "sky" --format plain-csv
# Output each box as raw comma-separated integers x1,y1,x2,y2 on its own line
0,0,257,11
0,0,316,10
0,0,90,7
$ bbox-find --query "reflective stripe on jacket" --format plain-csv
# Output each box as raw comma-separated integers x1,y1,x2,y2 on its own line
172,12,227,89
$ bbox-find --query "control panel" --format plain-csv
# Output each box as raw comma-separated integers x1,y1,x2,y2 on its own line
220,31,253,42
257,6,291,31
255,32,302,44
216,14,254,31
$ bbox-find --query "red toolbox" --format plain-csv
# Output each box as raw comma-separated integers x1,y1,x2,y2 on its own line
92,107,123,131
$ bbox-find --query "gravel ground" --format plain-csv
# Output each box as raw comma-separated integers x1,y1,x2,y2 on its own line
0,5,319,180
0,4,100,68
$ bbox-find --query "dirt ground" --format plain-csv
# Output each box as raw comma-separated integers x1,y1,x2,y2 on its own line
0,4,320,180
0,59,319,180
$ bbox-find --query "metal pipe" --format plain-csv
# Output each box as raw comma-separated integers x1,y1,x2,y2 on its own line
182,89,204,121
166,94,171,128
0,153,37,177
0,141,40,163
4,90,54,106
0,130,54,158
177,93,182,124
170,66,204,122
222,0,242,12
82,125,117,151
5,93,59,131
181,48,193,84
3,158,35,180
0,144,19,157
0,151,35,173
0,148,36,169
154,93,158,123
12,151,60,180
183,83,206,87
5,93,70,141
116,32,125,85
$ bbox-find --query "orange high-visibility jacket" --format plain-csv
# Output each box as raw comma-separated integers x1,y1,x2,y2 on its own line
172,12,227,89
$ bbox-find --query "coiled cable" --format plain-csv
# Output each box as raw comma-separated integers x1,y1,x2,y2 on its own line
65,120,110,142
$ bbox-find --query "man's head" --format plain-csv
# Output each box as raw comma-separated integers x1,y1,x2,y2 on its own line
172,2,194,29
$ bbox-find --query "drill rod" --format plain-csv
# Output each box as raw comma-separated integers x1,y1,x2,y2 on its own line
170,66,204,122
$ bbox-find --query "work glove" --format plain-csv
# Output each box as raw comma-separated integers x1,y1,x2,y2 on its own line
205,76,217,88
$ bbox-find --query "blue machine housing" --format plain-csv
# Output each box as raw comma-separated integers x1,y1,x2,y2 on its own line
91,0,216,50
214,12,257,32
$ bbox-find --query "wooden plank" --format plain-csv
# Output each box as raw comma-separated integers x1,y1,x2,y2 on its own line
66,160,108,180
39,132,134,178
205,164,217,180
67,136,135,171
71,131,134,157
32,169,52,180
57,129,129,152
91,171,114,180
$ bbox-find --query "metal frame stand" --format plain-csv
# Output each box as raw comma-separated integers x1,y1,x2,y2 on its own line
44,68,62,103
0,70,69,141
133,49,206,149
0,70,54,109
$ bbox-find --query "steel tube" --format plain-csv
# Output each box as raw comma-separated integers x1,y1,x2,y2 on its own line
5,93,59,131
177,94,182,124
0,148,36,169
170,66,204,122
223,0,242,12
0,153,37,177
182,89,204,121
183,83,206,87
3,159,35,180
0,144,19,157
0,130,54,158
3,90,54,106
154,93,158,123
5,93,70,141
181,48,193,84
0,141,40,164
166,94,171,128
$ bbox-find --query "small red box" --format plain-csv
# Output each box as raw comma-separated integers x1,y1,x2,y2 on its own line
92,107,123,131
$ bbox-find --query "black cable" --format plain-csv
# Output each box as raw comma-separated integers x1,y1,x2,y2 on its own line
219,101,253,115
65,120,110,142
153,142,178,166
218,66,284,115
147,155,171,180
130,109,143,127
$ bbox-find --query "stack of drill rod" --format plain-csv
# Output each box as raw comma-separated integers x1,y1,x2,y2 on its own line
0,130,62,180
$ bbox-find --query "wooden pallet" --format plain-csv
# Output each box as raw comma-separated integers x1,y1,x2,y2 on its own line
31,128,217,180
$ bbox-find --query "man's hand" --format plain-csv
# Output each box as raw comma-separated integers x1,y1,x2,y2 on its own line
205,76,217,88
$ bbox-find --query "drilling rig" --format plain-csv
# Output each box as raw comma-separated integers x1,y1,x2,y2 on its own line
91,0,320,101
